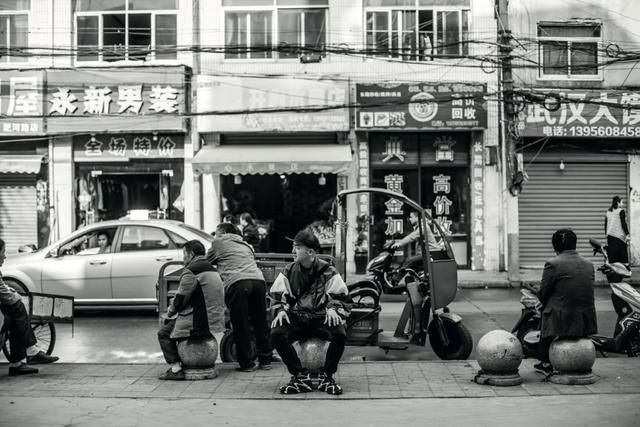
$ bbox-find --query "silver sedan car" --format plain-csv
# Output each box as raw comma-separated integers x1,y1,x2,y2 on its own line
1,220,214,306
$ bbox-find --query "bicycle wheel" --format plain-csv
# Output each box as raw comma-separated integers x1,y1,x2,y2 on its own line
2,322,56,360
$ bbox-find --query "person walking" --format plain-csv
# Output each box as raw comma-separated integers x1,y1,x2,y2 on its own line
605,196,630,265
206,223,272,372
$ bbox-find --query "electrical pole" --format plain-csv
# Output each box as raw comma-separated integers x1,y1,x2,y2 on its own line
496,0,520,284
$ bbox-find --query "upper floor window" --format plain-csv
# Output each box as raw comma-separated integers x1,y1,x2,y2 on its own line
0,0,29,63
538,21,601,80
365,0,470,61
223,0,328,60
75,0,178,62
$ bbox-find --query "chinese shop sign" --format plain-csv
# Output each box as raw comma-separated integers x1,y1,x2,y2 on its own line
47,67,187,133
73,134,184,162
356,83,487,130
0,71,45,135
197,76,349,132
520,90,640,137
432,174,453,235
358,140,370,218
471,141,484,269
383,174,405,237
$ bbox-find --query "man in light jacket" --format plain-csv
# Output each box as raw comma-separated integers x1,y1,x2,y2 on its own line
157,240,225,380
206,223,272,372
0,239,58,376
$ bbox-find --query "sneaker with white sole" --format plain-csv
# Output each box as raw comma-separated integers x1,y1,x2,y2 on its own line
317,372,343,395
279,373,314,394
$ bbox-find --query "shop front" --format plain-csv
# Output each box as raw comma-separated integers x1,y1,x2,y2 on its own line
194,76,352,252
45,66,190,232
355,82,488,269
518,89,639,267
0,71,49,254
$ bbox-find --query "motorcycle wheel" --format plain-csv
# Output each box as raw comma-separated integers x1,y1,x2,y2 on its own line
219,330,256,363
624,331,640,357
428,316,473,360
515,325,539,358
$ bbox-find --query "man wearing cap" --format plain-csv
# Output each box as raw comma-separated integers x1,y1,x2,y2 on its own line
270,229,350,395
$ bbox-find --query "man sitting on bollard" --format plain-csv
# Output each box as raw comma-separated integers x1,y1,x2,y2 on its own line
535,228,597,375
0,239,58,376
157,240,225,380
270,229,350,395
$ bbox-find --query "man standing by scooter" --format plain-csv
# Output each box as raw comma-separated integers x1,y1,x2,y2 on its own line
535,229,598,374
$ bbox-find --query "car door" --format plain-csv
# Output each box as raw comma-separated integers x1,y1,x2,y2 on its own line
41,227,117,302
110,225,182,303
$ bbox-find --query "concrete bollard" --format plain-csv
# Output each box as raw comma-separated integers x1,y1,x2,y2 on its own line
177,335,219,380
548,338,597,385
474,330,524,386
293,338,329,373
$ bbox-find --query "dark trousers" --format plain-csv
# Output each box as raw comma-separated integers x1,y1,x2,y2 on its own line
607,236,628,264
0,301,37,363
225,280,272,368
157,318,181,364
538,336,556,364
271,318,347,376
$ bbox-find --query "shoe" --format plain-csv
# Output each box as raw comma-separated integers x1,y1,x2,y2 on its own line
235,364,258,373
534,362,553,375
158,368,185,381
258,362,272,371
317,372,343,395
279,373,314,394
27,351,59,365
9,363,39,376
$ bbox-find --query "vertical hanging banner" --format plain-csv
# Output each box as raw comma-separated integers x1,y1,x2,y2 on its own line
471,140,485,269
358,139,369,216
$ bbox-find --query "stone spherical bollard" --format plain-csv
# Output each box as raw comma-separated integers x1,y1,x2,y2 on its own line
474,329,524,386
293,338,329,373
548,338,597,385
177,336,219,380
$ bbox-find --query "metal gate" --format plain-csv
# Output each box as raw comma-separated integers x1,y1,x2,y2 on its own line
0,175,37,255
519,162,628,268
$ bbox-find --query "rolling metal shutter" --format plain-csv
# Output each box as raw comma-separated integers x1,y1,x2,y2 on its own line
519,162,628,268
0,175,37,255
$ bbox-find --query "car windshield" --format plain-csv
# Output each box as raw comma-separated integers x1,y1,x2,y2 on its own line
178,223,215,243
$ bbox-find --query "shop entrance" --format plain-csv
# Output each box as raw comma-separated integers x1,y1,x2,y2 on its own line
96,173,163,220
221,174,337,253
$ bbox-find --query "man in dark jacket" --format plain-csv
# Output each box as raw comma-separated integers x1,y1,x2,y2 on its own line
0,239,58,376
157,240,225,380
206,223,272,372
270,230,351,395
535,229,598,374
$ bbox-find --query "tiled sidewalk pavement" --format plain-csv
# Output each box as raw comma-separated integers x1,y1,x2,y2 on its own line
1,359,639,400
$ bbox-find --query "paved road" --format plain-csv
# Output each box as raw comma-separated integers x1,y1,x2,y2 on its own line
3,288,621,364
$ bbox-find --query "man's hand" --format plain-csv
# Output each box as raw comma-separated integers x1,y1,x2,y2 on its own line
324,308,343,327
271,310,290,328
390,242,399,250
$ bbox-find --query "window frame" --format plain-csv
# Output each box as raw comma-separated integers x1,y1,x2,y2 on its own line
74,2,178,64
0,4,30,64
222,2,329,62
116,225,177,253
363,3,471,62
537,22,603,81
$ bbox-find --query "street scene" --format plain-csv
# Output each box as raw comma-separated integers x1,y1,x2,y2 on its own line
1,0,640,426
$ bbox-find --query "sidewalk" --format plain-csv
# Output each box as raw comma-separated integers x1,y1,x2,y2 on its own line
2,359,639,401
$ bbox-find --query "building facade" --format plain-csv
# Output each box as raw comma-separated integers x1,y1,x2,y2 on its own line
509,0,640,268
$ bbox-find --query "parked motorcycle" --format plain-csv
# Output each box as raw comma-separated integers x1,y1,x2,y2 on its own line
512,239,640,357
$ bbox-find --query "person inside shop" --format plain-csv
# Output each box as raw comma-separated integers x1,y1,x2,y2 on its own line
534,229,597,375
157,240,225,380
270,230,350,395
97,231,112,254
239,212,260,252
206,223,272,372
605,196,630,265
0,239,59,376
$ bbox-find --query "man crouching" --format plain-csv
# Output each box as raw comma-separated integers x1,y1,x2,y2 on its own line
157,240,225,380
270,230,350,395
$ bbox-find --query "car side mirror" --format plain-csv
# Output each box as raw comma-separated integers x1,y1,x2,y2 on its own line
47,248,59,258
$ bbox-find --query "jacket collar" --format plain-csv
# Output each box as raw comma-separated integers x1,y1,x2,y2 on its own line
186,255,215,274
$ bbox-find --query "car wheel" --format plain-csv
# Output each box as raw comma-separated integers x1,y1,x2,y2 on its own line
3,279,27,295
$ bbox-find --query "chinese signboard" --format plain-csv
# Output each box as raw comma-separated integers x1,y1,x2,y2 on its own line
356,83,487,130
384,174,405,237
0,71,45,135
358,139,370,220
197,76,349,132
471,141,484,269
73,134,184,162
520,90,640,137
47,67,187,133
432,174,453,234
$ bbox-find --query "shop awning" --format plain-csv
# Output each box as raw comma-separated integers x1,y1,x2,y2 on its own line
193,144,353,175
0,154,44,174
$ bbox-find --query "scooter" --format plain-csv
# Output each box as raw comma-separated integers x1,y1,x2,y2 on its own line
512,239,640,357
